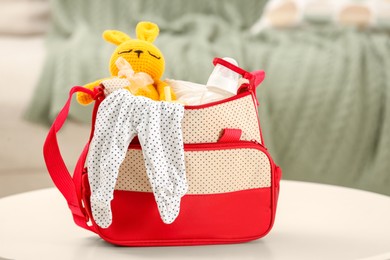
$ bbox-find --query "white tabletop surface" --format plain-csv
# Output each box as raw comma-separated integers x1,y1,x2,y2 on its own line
0,180,389,260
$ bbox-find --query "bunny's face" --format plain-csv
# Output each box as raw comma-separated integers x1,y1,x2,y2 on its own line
104,22,165,81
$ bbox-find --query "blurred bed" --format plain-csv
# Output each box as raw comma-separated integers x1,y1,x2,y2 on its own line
19,0,390,196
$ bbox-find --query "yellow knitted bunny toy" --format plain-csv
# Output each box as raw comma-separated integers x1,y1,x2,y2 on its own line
77,21,176,105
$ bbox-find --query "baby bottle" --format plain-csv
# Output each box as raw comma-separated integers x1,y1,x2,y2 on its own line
201,57,240,104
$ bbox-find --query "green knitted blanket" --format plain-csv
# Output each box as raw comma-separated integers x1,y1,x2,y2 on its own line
26,0,390,195
252,28,390,196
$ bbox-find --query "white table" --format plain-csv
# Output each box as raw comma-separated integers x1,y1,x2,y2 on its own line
0,180,389,260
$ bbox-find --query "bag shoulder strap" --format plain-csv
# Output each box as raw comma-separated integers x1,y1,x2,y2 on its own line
43,86,103,232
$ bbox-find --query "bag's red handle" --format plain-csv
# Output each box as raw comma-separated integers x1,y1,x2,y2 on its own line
213,57,265,92
43,86,101,232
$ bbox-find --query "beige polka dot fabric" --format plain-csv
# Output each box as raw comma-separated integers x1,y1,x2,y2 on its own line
116,147,271,194
181,94,262,144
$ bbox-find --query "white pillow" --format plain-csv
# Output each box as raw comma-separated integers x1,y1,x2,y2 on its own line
250,0,390,33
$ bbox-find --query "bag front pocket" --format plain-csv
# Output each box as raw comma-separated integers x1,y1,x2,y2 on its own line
83,140,276,245
116,141,273,194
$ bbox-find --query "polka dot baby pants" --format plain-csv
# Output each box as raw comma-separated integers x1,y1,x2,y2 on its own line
87,89,188,228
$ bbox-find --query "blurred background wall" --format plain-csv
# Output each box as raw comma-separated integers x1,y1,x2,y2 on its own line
0,0,91,197
1,0,389,197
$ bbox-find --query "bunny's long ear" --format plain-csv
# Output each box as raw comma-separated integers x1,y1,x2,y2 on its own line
136,21,159,43
103,30,131,45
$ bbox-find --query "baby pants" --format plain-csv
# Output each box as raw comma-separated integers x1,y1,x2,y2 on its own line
87,89,187,228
